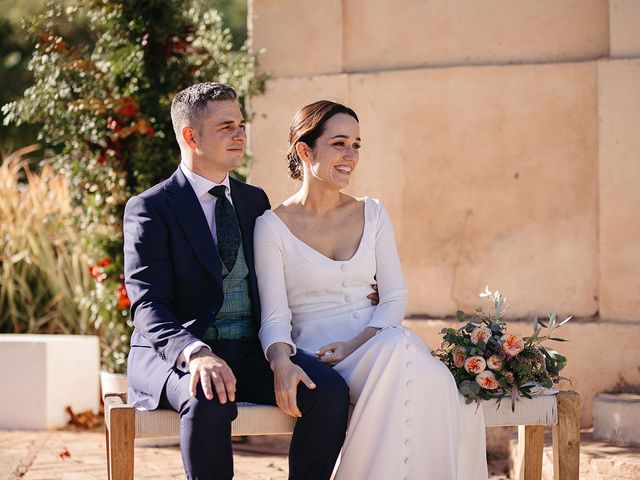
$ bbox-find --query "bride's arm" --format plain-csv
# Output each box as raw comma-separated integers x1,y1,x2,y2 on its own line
367,200,408,328
254,216,315,417
253,216,297,358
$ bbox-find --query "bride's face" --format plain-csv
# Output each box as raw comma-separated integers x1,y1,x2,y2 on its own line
300,113,361,190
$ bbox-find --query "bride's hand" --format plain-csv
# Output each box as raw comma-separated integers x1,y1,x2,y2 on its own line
270,358,316,418
316,340,357,366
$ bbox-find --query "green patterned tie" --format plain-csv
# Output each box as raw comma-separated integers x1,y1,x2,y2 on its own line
209,185,241,272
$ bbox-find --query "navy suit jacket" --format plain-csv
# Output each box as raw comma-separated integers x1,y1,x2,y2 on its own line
123,167,270,410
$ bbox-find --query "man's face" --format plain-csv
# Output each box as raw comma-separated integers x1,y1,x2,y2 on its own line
191,99,246,174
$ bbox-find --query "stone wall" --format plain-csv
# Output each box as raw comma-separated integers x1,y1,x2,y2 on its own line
247,0,640,425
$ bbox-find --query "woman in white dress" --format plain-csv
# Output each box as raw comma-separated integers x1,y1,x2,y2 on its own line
254,100,488,480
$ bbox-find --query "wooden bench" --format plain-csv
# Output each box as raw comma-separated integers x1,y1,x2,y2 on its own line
104,390,579,480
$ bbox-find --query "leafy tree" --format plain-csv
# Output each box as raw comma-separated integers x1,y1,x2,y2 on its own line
3,0,264,372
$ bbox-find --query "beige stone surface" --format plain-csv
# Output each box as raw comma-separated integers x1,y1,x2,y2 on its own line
598,59,640,322
250,62,600,318
0,335,100,430
250,0,609,76
406,318,640,427
249,0,343,78
593,393,640,446
609,0,640,58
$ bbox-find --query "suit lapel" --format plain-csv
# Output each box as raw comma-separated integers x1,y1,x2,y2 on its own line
165,168,223,289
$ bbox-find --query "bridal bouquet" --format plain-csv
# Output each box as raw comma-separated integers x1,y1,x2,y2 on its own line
432,287,570,409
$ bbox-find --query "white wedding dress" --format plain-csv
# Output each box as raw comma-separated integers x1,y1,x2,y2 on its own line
254,197,488,480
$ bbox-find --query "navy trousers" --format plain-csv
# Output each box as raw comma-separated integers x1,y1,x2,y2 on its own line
160,338,350,480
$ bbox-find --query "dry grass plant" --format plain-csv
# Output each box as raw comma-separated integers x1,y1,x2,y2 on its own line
0,145,93,334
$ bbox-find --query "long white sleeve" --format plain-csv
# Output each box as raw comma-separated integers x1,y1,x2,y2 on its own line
367,201,408,329
253,215,298,359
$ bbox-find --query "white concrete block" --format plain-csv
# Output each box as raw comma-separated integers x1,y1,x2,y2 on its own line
593,393,640,446
0,334,100,430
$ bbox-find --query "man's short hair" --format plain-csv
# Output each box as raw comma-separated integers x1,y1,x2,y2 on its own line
170,82,237,140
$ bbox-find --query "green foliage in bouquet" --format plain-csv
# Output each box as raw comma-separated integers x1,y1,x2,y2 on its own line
432,287,570,409
2,0,264,372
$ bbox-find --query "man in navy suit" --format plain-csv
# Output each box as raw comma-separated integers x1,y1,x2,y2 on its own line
123,83,350,479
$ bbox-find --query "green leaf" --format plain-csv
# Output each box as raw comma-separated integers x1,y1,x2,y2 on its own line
457,310,466,321
557,316,572,327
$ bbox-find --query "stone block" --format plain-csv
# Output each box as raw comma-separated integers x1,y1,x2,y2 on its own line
0,334,100,430
249,62,600,318
593,393,640,446
348,62,599,318
342,0,609,72
610,0,640,58
598,59,640,321
249,0,343,77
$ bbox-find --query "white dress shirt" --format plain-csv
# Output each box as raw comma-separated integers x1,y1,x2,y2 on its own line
176,162,234,371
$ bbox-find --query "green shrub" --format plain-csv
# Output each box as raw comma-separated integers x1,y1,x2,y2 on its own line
3,0,264,372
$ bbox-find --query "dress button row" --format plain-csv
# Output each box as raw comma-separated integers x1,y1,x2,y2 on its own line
340,264,347,271
405,419,413,427
404,438,412,447
341,281,348,288
404,457,410,464
344,295,352,303
352,311,359,319
406,380,415,389
405,400,413,408
405,343,414,352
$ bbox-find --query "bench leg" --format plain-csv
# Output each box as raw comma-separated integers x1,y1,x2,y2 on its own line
107,405,135,480
552,391,580,480
105,425,112,480
517,424,544,480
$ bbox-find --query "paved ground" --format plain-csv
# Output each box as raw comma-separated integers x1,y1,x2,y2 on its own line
0,430,290,480
1,428,638,479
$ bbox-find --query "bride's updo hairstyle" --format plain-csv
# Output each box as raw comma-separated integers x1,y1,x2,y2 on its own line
287,100,359,180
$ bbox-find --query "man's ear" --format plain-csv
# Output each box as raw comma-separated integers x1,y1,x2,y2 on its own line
181,126,197,150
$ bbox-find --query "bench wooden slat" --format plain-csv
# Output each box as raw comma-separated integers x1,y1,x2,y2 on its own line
103,391,580,480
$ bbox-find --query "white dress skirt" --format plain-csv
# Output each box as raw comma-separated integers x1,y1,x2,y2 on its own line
254,197,488,480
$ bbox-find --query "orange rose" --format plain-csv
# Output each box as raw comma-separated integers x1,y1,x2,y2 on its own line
502,333,525,356
464,356,486,374
487,355,503,371
470,327,491,345
453,348,467,368
476,371,500,390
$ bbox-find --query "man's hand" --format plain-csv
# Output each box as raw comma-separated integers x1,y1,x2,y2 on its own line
188,349,236,404
316,340,358,366
367,283,379,306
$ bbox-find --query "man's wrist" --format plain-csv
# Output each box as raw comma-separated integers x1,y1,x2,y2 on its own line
191,347,213,361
